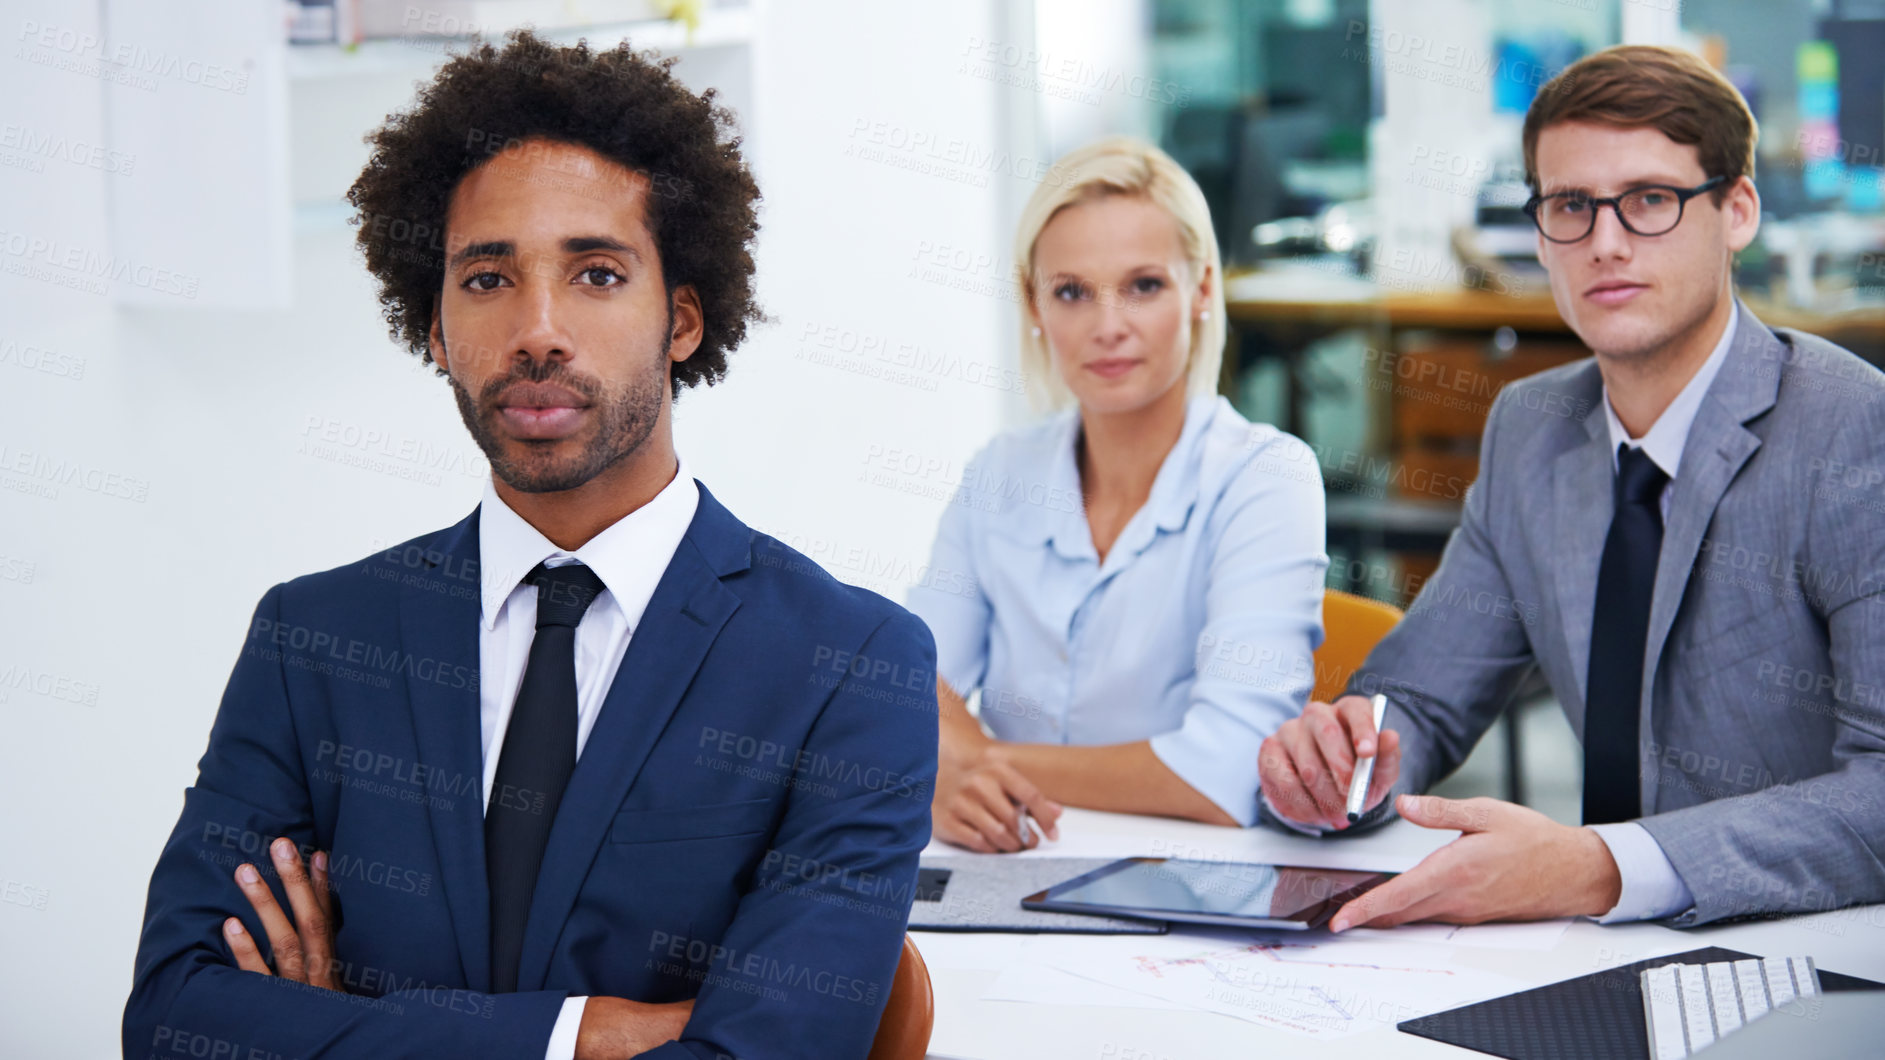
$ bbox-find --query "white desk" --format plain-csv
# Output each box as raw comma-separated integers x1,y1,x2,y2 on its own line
916,807,1885,1060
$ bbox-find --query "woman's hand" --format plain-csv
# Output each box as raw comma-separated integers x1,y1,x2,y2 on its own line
933,744,1063,853
932,677,1063,851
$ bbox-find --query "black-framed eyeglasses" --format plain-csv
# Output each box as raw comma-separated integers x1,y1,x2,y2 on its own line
1523,176,1726,243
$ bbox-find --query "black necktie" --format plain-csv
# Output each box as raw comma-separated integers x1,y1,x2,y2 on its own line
1582,444,1669,826
486,560,607,993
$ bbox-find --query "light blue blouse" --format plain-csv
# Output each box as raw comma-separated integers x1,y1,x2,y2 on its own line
905,394,1328,826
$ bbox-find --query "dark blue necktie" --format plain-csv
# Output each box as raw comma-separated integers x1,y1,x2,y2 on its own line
487,560,607,993
1582,444,1669,826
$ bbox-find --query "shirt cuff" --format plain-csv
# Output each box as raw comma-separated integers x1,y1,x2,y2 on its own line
1588,822,1695,923
545,995,588,1060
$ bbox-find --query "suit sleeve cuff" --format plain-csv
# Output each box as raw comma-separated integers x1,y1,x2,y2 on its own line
1260,789,1327,835
545,995,588,1060
1588,822,1695,923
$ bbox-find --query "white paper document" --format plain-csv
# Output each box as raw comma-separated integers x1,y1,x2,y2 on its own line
1024,928,1527,1038
1340,917,1574,952
983,962,1187,1010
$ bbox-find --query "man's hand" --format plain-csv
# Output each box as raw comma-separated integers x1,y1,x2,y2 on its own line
1259,695,1400,830
225,837,342,990
1327,794,1623,931
575,997,695,1060
932,745,1062,853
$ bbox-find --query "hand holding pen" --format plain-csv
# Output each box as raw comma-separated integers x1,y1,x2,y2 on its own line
1344,694,1389,824
1257,691,1401,830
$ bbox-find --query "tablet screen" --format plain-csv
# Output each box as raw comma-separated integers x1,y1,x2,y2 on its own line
1038,858,1392,925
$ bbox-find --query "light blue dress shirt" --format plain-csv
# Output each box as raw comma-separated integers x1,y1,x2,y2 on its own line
905,394,1329,825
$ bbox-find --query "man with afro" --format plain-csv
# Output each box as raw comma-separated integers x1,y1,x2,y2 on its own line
124,30,937,1060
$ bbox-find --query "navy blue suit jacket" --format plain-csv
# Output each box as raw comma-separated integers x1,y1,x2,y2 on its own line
124,483,939,1059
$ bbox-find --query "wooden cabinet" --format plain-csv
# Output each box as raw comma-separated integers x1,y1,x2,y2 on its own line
1385,335,1589,500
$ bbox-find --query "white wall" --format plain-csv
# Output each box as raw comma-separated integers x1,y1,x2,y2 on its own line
0,2,1024,1054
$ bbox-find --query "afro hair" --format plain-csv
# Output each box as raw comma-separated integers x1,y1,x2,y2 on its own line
347,28,763,397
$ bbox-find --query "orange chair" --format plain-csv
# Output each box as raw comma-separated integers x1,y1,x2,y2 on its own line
1311,589,1404,704
866,935,934,1060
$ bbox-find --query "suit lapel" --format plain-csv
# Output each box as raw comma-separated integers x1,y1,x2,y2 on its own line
1640,305,1780,804
515,484,751,992
396,507,492,990
1548,368,1614,723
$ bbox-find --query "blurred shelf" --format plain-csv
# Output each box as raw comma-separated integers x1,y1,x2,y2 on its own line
284,4,759,216
286,7,754,81
1226,266,1885,351
1226,270,1568,331
1756,300,1885,349
1325,493,1461,537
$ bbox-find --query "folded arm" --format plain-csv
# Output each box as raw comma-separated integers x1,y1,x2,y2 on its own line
124,584,570,1060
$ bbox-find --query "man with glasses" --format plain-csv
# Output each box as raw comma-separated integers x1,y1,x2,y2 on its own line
1259,44,1885,929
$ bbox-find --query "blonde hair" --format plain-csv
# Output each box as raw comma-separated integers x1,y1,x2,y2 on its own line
1013,135,1226,411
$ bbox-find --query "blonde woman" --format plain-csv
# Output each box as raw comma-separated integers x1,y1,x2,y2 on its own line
907,136,1329,853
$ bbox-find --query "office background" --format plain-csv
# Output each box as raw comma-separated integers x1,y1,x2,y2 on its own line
5,1,1885,1056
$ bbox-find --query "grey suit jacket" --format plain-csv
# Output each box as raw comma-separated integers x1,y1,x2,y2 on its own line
1350,300,1885,926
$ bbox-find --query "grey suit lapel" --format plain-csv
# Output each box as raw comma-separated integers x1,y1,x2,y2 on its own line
1548,366,1614,726
1640,303,1781,782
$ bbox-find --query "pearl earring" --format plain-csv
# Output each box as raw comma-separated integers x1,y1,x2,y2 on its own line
1031,326,1042,337
1199,310,1210,321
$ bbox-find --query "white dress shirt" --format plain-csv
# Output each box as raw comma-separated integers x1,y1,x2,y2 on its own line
476,460,699,1060
1263,311,1737,925
1587,308,1736,923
